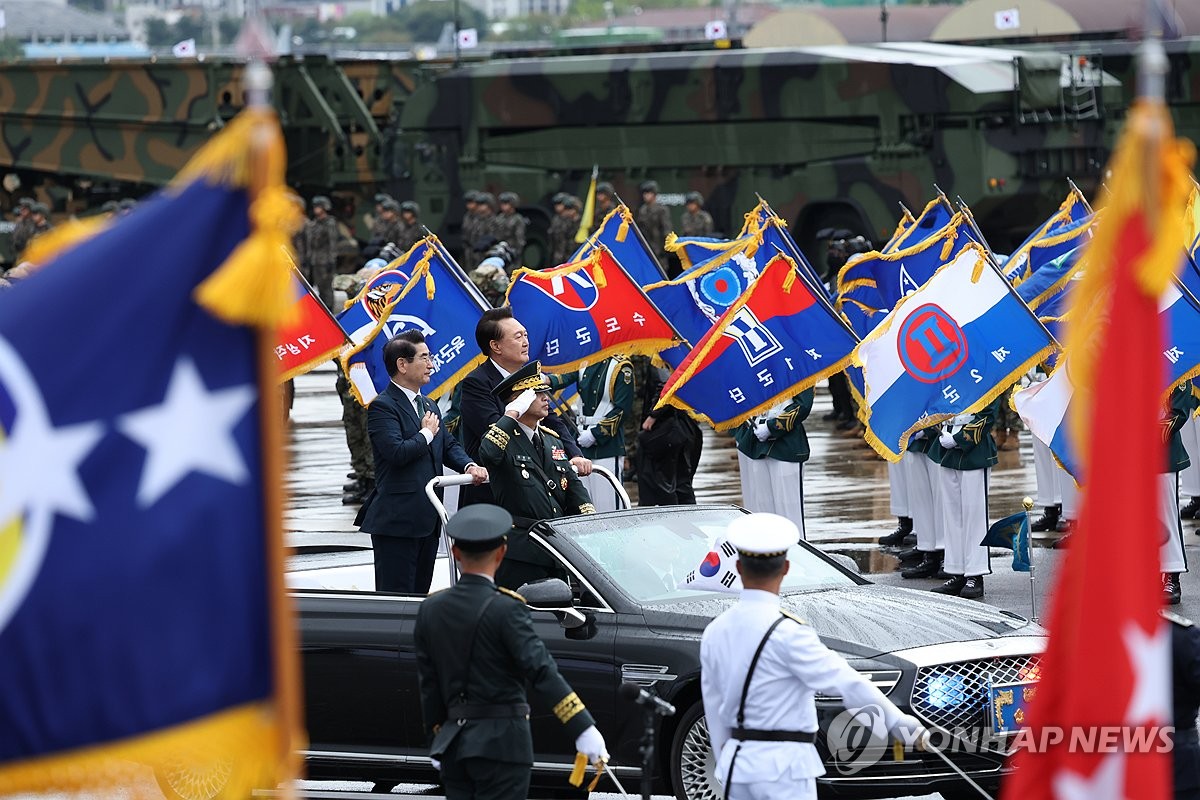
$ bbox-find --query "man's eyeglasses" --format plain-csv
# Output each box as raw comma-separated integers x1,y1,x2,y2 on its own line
407,353,434,363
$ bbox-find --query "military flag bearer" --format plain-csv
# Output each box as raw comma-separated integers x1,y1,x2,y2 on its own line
550,355,635,513
733,390,814,539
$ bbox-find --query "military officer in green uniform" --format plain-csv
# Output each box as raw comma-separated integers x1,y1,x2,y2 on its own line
549,356,634,512
415,504,608,800
477,361,596,588
930,399,999,599
733,389,814,539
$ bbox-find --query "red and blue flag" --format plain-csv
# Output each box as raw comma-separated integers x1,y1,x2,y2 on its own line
570,205,665,286
656,253,857,429
507,246,680,371
273,269,348,381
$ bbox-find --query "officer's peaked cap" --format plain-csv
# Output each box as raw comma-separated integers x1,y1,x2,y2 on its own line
448,504,512,553
727,513,799,558
493,360,551,398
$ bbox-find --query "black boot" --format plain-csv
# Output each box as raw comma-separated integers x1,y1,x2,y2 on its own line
1164,573,1182,606
879,517,913,546
931,575,967,595
901,551,943,579
1030,505,1060,532
897,547,923,564
343,477,363,492
1182,497,1200,520
343,477,374,505
960,576,985,599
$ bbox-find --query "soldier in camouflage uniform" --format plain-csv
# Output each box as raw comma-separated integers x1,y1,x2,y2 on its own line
338,368,375,506
460,190,482,270
635,180,672,268
397,200,423,252
27,203,52,247
495,191,526,263
304,196,340,311
551,197,581,265
595,182,617,219
363,198,405,260
290,193,309,273
10,199,33,256
367,192,394,244
470,193,501,262
545,193,570,267
680,191,714,237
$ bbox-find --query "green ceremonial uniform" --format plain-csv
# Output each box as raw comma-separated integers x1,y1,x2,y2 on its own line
549,357,635,460
477,416,595,589
732,389,814,462
1166,382,1198,473
938,400,999,472
415,574,596,799
477,416,595,523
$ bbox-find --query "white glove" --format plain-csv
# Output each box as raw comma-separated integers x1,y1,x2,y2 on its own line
575,724,609,764
891,714,932,751
912,430,926,440
754,421,770,441
577,427,596,448
430,757,441,771
505,388,536,417
939,432,957,449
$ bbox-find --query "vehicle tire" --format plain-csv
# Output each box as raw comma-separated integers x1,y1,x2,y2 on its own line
153,759,233,800
670,702,721,800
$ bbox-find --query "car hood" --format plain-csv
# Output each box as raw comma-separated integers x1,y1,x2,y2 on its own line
642,584,1042,657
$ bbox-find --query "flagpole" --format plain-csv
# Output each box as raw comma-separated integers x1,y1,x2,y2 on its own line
611,192,669,281
1022,495,1038,623
1066,178,1094,215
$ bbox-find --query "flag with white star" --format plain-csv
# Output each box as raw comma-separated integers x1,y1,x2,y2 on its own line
0,110,296,796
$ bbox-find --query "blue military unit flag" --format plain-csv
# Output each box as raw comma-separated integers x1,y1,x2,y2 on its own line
570,205,666,286
981,512,1032,572
657,253,857,429
854,243,1057,461
0,106,297,795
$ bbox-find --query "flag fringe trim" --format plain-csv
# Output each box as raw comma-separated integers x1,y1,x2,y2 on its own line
833,211,966,297
664,232,742,271
1010,214,1099,287
0,702,284,799
641,233,761,293
541,339,680,377
1025,255,1086,311
20,215,112,267
881,208,917,253
886,197,946,252
278,341,350,383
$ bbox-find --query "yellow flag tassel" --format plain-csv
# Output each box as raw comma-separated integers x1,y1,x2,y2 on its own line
192,108,303,328
616,206,632,242
591,258,607,289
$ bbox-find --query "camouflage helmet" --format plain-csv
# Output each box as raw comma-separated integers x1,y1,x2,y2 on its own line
470,263,510,305
30,202,49,215
498,191,519,206
685,190,704,205
400,200,420,215
119,198,137,211
596,182,615,198
639,180,659,194
463,190,482,204
374,193,393,205
552,192,569,206
477,192,498,211
16,198,32,209
562,196,582,211
380,198,401,213
312,195,332,210
101,200,120,214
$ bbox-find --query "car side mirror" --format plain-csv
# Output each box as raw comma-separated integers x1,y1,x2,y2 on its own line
519,578,573,608
519,578,587,630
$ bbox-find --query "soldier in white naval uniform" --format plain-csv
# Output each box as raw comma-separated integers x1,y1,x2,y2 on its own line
700,514,928,799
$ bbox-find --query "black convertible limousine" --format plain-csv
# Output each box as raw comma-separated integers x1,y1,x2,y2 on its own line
287,503,1043,799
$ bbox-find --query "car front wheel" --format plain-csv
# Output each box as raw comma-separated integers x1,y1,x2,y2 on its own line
670,702,722,800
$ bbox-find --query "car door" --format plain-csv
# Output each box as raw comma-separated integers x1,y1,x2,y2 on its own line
297,591,426,761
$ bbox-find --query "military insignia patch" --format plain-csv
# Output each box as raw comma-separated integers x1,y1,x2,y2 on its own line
521,469,530,479
561,476,568,490
551,446,566,460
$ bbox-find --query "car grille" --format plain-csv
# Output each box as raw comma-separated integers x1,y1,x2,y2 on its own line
910,654,1042,736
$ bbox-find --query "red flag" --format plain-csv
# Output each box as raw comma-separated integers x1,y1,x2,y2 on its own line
1000,94,1194,796
272,271,349,381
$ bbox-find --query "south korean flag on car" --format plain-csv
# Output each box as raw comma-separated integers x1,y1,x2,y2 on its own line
677,537,741,594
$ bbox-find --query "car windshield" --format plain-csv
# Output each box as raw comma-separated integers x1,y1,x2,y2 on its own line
563,507,857,603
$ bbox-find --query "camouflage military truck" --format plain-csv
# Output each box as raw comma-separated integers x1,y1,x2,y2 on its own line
0,38,1196,269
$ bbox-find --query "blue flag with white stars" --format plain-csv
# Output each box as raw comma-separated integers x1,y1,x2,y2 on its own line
0,142,287,791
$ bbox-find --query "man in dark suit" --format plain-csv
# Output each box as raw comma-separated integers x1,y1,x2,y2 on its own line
415,504,608,800
358,330,488,594
458,308,591,507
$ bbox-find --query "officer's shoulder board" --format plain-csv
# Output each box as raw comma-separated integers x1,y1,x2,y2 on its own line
780,609,807,626
1161,608,1195,627
498,586,527,603
538,425,561,439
